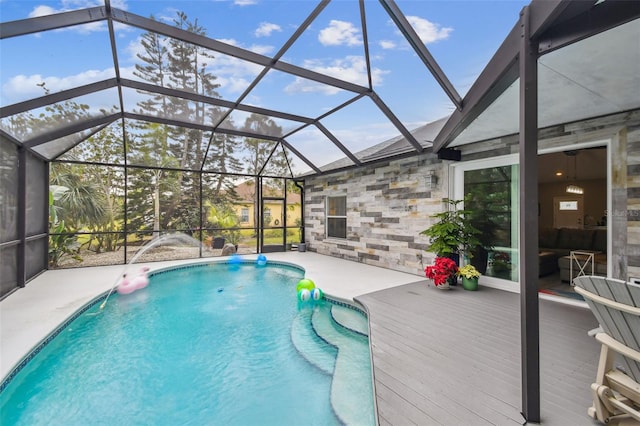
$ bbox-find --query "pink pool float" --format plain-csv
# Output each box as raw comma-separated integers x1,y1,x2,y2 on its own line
117,266,150,295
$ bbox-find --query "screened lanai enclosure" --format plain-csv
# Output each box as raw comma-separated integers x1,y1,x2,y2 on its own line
2,0,638,301
1,0,471,297
2,1,639,423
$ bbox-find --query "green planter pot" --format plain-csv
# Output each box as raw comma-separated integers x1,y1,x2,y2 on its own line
461,277,479,291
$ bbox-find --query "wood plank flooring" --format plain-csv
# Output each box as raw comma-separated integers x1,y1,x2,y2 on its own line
356,281,602,426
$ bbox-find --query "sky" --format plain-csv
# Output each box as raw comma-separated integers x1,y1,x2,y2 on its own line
0,0,529,173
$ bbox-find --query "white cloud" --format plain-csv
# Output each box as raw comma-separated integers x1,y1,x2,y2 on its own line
216,76,253,94
28,5,57,18
284,56,388,95
2,68,117,105
248,44,275,55
255,22,282,38
109,0,128,9
318,20,361,47
234,0,257,5
379,40,396,50
406,16,452,44
28,1,128,17
27,1,117,34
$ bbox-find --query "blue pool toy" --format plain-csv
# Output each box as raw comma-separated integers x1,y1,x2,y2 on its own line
228,253,242,270
256,254,267,266
311,288,324,301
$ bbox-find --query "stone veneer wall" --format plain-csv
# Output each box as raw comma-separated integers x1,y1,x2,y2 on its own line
304,154,449,276
624,120,640,281
303,109,640,281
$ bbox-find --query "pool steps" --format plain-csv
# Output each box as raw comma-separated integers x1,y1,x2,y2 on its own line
290,308,337,375
330,304,369,337
292,303,375,426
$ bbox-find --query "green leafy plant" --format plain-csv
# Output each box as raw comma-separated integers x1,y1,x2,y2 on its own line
48,220,82,267
457,264,481,279
48,187,83,267
420,198,481,257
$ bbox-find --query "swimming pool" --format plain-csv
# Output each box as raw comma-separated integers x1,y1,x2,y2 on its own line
0,261,375,425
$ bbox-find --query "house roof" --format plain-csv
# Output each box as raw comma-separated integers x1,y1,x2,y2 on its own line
232,181,301,204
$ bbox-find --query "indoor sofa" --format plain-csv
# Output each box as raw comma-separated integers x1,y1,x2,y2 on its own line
538,227,607,281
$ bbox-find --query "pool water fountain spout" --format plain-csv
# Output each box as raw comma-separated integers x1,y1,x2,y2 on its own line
98,232,206,310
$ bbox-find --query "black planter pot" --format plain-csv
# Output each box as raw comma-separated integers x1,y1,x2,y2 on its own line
470,247,489,274
446,253,460,285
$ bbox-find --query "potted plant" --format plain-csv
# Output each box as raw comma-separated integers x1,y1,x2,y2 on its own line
425,256,458,289
490,251,512,278
420,198,481,263
457,264,481,291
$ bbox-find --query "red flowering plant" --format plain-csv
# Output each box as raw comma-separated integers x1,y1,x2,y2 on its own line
424,256,459,286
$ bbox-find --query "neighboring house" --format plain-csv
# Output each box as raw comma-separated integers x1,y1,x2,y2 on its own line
231,181,302,229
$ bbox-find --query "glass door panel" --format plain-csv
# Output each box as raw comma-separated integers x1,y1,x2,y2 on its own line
261,197,286,253
464,164,519,282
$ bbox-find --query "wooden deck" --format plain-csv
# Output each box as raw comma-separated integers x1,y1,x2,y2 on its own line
357,281,602,426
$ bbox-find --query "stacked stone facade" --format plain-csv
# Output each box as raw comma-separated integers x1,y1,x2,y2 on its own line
305,155,448,275
304,109,640,282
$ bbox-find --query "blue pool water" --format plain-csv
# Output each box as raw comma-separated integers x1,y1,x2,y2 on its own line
0,262,374,425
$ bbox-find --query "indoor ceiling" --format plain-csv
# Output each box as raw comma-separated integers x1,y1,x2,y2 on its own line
538,147,606,184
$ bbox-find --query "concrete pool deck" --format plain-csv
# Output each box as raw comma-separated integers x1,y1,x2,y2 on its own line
1,252,424,380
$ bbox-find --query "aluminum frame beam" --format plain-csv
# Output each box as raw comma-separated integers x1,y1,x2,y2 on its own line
0,79,119,118
359,0,374,90
280,139,322,175
0,7,107,39
369,92,424,153
431,20,521,152
538,0,640,54
315,122,362,166
109,8,369,95
123,112,282,142
379,0,462,110
229,0,330,111
120,79,313,124
518,6,541,423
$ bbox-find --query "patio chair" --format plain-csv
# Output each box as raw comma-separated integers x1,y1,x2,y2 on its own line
573,276,640,424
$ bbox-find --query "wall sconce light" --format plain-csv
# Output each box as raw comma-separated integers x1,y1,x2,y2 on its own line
425,170,438,189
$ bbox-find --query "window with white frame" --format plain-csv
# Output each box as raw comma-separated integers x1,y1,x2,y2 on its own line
240,207,249,223
263,207,272,226
326,196,347,239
